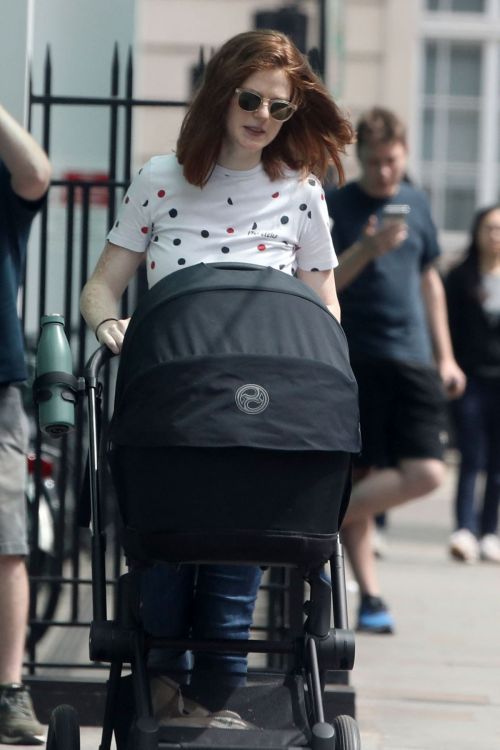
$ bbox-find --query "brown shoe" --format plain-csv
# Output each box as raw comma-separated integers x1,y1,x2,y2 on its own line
0,684,45,745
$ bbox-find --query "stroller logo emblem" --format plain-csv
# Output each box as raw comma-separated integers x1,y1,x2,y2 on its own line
235,384,269,414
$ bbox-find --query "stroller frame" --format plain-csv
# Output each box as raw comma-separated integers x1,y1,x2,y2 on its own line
47,263,362,750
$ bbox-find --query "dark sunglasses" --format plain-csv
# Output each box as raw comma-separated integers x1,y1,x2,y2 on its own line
235,88,297,122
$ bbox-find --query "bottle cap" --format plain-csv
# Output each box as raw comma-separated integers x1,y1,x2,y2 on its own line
41,314,65,326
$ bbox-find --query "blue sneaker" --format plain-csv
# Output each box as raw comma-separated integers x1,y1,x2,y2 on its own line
357,595,394,634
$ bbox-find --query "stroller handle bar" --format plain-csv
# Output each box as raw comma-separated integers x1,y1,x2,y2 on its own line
84,344,116,382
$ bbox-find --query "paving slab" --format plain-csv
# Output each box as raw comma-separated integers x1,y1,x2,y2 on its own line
349,460,500,750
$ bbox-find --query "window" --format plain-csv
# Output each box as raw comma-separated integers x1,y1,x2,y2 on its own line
426,0,485,11
421,41,483,229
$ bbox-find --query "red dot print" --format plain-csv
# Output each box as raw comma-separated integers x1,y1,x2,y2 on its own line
272,192,280,198
157,189,166,198
150,261,156,269
227,227,235,234
258,244,266,251
141,226,149,234
321,193,325,200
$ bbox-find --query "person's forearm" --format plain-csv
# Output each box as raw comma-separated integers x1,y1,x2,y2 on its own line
334,241,372,291
0,104,51,200
297,268,341,322
80,278,122,334
422,269,455,363
327,300,341,322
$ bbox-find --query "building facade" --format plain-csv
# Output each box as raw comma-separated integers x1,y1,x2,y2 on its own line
132,0,500,259
7,0,500,260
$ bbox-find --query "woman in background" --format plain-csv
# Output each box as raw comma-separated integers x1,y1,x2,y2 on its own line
446,205,500,564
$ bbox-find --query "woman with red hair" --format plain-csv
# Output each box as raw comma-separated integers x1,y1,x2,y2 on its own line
81,29,353,690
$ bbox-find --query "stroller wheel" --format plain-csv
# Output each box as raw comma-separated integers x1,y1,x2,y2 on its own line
46,705,80,750
333,715,361,750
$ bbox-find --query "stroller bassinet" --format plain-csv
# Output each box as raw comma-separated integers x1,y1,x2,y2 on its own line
46,262,362,750
108,262,360,569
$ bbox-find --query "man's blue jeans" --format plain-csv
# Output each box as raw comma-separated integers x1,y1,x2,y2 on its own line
452,376,500,536
140,563,262,683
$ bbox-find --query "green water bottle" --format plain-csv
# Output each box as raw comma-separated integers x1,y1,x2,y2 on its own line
35,314,77,436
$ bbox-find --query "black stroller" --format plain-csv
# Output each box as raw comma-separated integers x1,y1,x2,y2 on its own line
46,262,362,750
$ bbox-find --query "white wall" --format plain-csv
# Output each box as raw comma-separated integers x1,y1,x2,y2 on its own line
133,0,321,165
0,0,33,123
29,0,136,174
18,0,137,335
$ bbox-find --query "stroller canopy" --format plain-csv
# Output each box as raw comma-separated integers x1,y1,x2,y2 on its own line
109,263,360,454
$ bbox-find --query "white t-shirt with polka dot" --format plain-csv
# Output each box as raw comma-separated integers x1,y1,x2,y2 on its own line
107,154,337,287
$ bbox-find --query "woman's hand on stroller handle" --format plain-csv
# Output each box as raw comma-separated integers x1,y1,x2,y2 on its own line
95,317,130,354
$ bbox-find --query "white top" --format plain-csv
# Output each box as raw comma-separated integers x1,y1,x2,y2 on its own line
107,154,337,287
481,273,500,314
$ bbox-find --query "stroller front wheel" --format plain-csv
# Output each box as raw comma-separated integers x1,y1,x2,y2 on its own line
333,714,361,749
46,704,80,750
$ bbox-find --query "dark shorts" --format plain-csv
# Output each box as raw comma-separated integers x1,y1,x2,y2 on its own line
351,359,449,469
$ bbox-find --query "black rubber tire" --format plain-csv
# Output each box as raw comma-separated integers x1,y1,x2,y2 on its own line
333,715,361,750
46,705,80,750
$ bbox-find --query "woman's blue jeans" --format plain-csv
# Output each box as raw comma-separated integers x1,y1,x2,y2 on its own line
452,376,500,536
140,563,262,683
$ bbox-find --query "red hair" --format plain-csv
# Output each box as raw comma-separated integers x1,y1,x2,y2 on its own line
176,30,354,187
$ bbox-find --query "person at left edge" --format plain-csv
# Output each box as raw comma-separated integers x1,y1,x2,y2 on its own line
0,103,51,745
80,30,354,684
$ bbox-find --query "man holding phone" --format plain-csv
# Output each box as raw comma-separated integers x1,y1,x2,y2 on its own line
326,107,465,634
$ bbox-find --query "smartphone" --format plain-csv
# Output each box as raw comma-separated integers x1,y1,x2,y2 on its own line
382,204,410,226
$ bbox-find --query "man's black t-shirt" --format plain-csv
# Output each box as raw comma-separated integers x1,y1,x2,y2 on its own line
0,161,42,383
326,180,440,365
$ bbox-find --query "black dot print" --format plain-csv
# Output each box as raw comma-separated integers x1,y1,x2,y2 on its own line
252,222,257,230
142,200,149,207
280,216,289,225
115,221,119,228
311,268,319,272
299,204,307,211
138,168,143,174
154,235,159,242
178,258,186,265
227,197,233,205
201,230,209,238
279,264,285,270
173,238,181,246
307,211,312,219
221,246,230,254
169,208,177,218
308,178,315,186
125,196,130,204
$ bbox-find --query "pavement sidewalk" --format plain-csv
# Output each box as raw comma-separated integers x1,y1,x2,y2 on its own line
349,459,500,750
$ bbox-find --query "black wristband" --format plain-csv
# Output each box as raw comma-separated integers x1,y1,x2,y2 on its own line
95,318,118,341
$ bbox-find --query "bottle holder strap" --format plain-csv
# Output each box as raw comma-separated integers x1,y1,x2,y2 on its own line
33,371,82,404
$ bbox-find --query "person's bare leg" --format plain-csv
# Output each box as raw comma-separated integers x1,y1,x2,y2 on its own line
341,516,380,596
342,458,445,601
344,458,445,525
0,555,29,683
